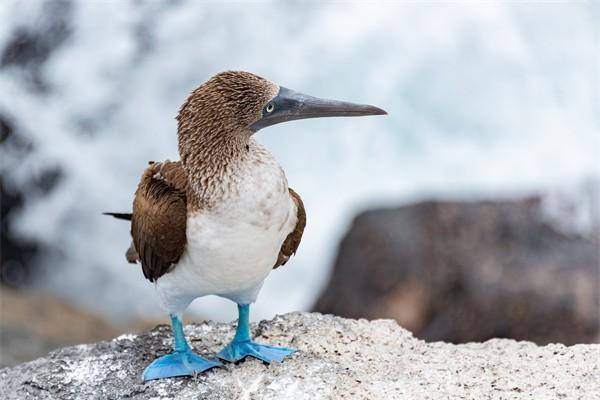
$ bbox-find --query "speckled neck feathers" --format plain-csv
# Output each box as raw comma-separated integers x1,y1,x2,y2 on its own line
176,71,279,208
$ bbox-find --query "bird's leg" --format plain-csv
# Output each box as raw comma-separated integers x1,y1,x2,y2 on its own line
142,313,222,381
171,313,192,352
217,304,296,363
232,302,251,342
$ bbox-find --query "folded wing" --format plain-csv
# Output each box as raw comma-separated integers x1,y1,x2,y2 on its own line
131,161,188,282
274,188,306,269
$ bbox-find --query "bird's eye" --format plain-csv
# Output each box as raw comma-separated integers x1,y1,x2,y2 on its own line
265,103,275,113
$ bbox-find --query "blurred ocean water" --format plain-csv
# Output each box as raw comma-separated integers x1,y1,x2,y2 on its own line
0,1,598,323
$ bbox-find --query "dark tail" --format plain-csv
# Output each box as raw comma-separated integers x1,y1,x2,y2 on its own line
103,212,132,221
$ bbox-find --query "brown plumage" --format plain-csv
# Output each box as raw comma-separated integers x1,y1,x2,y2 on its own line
130,161,189,282
274,188,306,268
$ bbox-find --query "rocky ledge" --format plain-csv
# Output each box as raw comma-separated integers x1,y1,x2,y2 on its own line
0,313,597,399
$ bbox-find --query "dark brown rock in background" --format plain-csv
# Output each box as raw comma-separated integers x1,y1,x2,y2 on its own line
313,199,600,345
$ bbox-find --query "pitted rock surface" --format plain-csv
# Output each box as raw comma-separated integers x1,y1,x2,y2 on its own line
0,313,598,399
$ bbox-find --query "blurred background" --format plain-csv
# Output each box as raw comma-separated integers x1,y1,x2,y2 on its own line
1,0,598,366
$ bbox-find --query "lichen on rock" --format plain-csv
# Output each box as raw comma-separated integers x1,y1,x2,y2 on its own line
0,313,597,399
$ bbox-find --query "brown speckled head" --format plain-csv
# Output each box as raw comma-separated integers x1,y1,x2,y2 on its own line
176,71,279,176
177,71,278,141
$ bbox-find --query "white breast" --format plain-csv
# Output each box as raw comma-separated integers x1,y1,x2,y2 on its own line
155,141,298,313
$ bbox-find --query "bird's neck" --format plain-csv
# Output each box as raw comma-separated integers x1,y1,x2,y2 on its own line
178,127,251,207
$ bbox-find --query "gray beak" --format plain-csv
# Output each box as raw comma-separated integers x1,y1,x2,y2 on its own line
250,86,387,131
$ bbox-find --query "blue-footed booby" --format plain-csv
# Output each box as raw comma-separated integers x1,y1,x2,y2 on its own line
105,71,386,380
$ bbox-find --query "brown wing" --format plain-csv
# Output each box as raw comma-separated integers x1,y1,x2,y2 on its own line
274,188,306,269
131,161,189,282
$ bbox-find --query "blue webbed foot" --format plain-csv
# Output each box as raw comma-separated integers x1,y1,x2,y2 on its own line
143,349,222,381
219,304,297,364
217,340,296,363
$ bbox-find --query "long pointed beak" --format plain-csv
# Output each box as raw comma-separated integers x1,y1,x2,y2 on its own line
250,86,387,131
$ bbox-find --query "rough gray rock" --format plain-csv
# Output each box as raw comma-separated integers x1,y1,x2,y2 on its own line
314,199,600,345
0,313,598,399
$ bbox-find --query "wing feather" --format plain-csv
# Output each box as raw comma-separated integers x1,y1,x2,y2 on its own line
131,161,188,282
274,188,306,269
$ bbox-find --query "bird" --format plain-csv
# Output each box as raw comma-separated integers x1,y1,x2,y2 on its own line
105,71,386,381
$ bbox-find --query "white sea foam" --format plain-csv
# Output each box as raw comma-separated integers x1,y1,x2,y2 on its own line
0,1,598,323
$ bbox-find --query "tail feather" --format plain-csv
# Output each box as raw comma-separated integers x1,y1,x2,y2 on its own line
103,212,132,221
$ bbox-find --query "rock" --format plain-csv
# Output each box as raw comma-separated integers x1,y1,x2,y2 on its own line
0,313,597,399
0,286,163,367
313,199,600,345
0,286,120,367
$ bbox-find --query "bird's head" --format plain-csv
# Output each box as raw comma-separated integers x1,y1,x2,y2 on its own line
177,71,386,141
